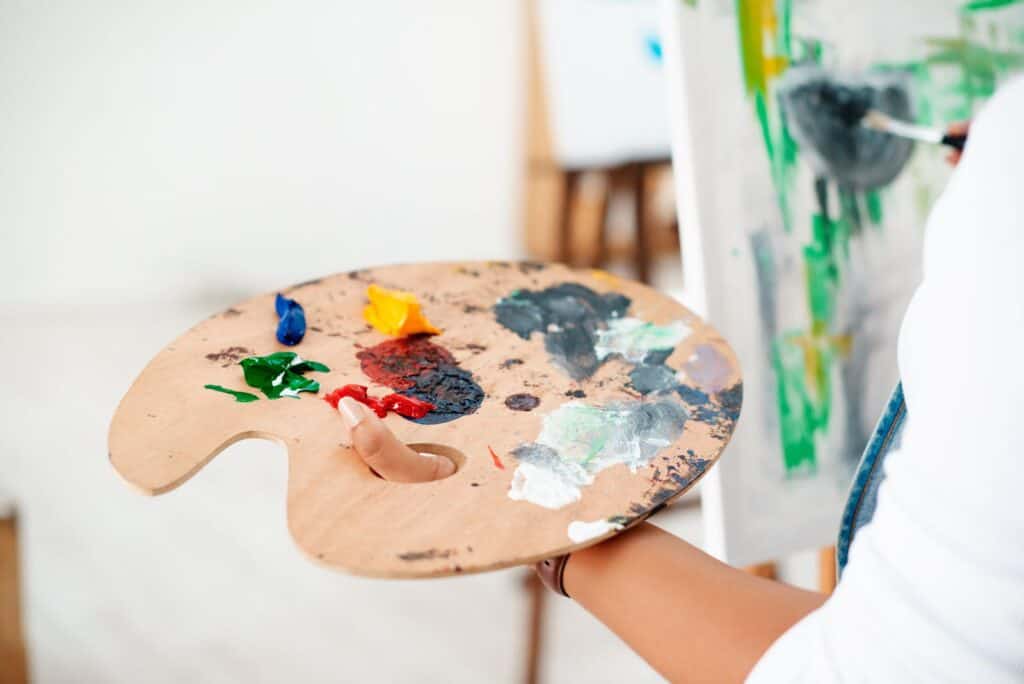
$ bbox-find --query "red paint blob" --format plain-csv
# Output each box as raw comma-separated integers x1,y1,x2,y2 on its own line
323,384,434,419
488,445,505,470
356,336,455,390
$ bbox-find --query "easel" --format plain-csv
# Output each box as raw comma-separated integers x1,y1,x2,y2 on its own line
522,0,678,285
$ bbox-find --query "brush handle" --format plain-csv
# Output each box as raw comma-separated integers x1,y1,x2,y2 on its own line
941,133,967,151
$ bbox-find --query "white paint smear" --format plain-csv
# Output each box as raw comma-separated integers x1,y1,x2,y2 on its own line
508,462,582,509
507,399,688,509
594,318,690,362
567,518,625,544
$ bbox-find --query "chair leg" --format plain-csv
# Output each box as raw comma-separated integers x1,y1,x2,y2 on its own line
592,171,612,269
631,163,651,283
522,570,546,684
0,512,28,684
558,170,581,267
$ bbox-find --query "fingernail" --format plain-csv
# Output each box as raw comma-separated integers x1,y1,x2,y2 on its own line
337,397,366,428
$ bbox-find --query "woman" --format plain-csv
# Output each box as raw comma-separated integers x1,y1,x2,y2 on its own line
335,78,1024,682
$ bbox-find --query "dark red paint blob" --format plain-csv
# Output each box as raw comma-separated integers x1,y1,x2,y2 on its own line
323,384,434,419
356,336,455,390
488,445,505,470
356,335,484,425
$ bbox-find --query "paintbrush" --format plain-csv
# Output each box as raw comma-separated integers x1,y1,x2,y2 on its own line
777,65,917,190
861,110,967,151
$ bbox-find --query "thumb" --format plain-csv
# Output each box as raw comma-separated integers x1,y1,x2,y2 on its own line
336,397,455,483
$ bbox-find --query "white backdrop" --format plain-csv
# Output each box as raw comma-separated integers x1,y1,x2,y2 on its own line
0,0,525,312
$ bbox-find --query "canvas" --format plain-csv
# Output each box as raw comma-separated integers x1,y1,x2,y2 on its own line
659,0,1024,564
537,0,671,167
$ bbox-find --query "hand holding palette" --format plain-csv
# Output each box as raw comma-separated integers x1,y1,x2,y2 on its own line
108,262,742,577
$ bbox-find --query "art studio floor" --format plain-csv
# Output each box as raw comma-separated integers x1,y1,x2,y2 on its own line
1,295,704,683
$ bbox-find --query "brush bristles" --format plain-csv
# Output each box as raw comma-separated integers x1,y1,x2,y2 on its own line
861,109,891,131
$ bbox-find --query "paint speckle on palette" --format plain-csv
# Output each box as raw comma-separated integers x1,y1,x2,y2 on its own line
356,336,483,424
565,389,586,398
567,519,625,544
488,446,505,470
493,283,630,380
274,293,306,346
397,548,455,562
684,344,734,392
203,384,259,403
500,358,524,369
504,393,540,412
507,399,688,509
204,346,251,367
674,381,744,430
220,307,243,318
594,318,690,364
517,262,547,274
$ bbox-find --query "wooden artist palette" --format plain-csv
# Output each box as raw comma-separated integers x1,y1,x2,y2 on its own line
109,262,741,578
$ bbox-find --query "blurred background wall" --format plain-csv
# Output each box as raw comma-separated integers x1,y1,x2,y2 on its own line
1,0,525,311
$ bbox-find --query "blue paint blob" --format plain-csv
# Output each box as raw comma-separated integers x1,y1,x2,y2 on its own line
645,35,663,62
275,293,306,346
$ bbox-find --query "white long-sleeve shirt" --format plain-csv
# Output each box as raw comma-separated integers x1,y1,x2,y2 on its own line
748,77,1024,682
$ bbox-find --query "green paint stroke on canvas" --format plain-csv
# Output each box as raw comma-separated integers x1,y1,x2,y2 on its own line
735,0,799,233
962,0,1023,11
204,384,259,403
865,190,884,225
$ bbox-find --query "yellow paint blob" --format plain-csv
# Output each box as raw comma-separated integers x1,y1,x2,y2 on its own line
363,284,442,337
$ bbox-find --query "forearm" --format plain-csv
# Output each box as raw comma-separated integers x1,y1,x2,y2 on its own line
563,523,826,683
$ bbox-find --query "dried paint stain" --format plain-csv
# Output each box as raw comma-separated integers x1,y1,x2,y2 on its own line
507,399,687,509
356,336,483,424
504,393,540,411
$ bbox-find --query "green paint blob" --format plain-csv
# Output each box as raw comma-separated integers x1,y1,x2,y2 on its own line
204,384,259,403
240,351,330,399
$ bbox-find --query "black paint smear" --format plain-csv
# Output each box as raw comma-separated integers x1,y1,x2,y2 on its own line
715,383,743,423
565,389,586,398
500,358,524,369
779,65,915,191
494,283,630,381
400,365,485,425
505,393,540,411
